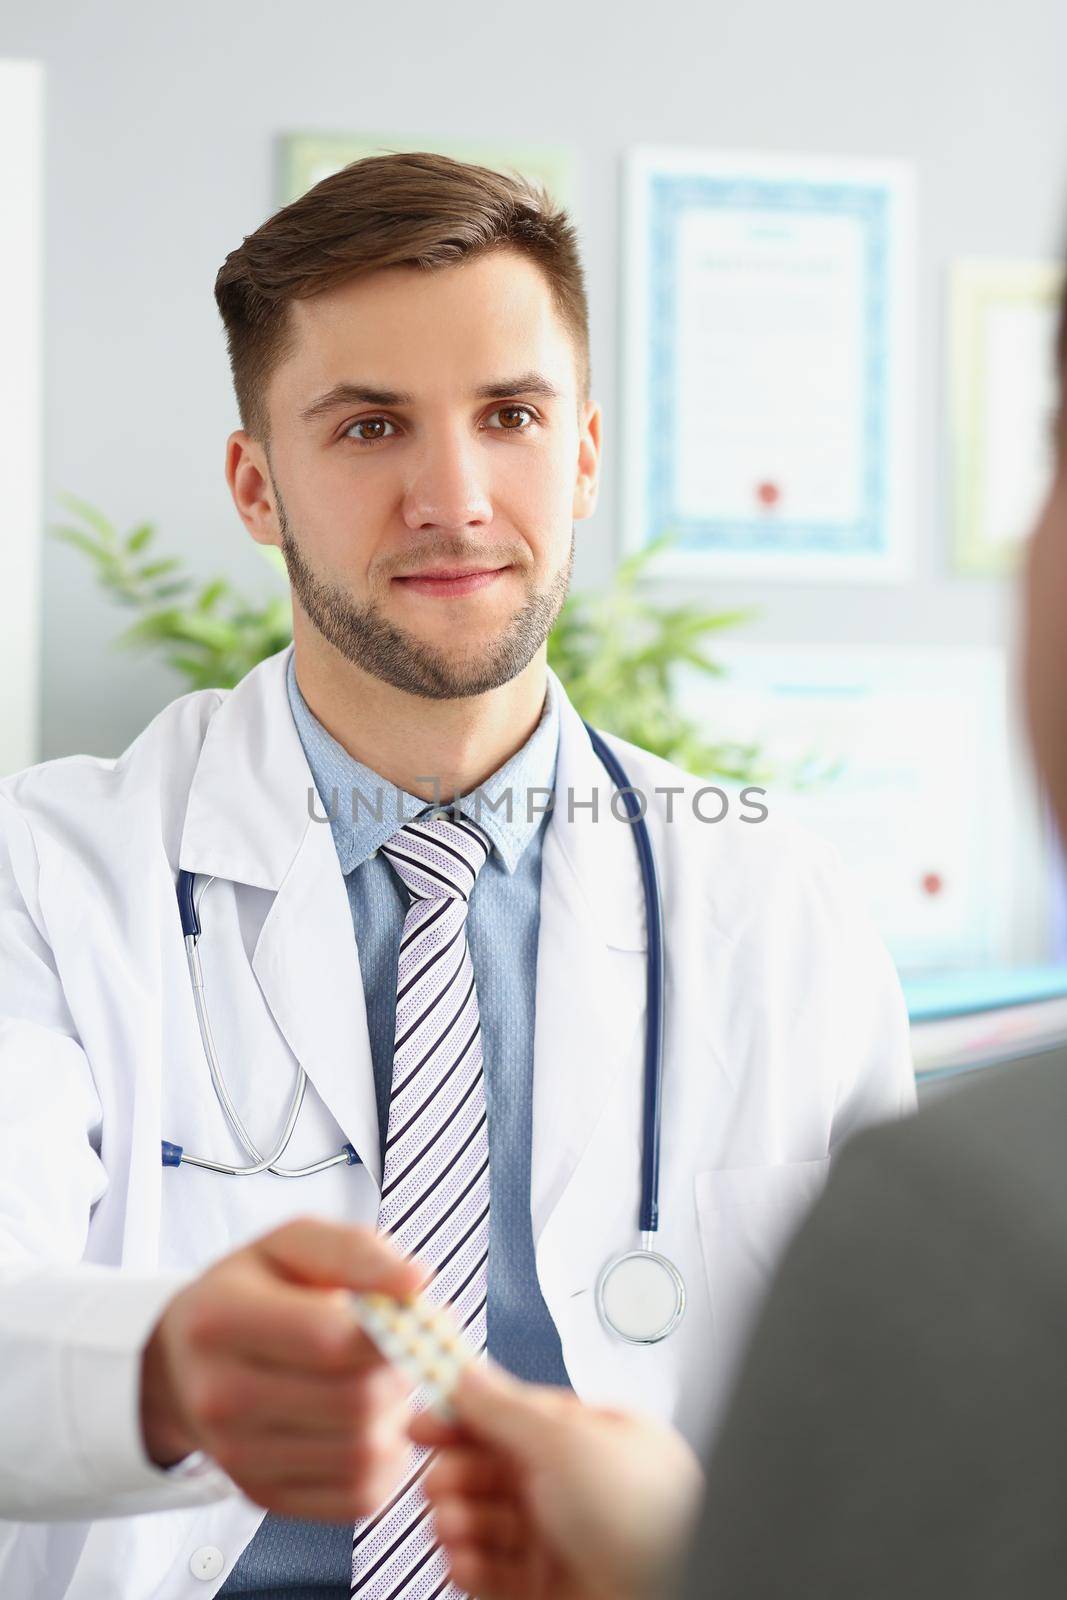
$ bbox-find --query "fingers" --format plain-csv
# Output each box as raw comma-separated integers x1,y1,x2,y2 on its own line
434,1496,536,1600
149,1221,429,1506
425,1445,512,1500
256,1217,423,1298
213,1429,411,1493
448,1363,575,1459
440,1532,548,1600
425,1453,533,1600
409,1409,465,1449
190,1354,417,1519
186,1277,389,1375
188,1355,410,1440
250,1475,410,1524
444,1548,532,1600
434,1494,523,1555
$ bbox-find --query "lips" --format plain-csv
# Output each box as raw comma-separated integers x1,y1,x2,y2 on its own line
392,566,509,598
399,568,497,579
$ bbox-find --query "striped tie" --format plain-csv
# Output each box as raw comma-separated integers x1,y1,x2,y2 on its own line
351,810,492,1599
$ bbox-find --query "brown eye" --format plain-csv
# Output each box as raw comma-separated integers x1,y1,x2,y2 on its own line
487,405,535,432
346,417,397,443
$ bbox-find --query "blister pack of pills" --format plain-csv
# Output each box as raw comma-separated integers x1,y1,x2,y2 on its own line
351,1291,475,1418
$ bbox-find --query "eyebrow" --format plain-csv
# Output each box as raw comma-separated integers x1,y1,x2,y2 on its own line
298,371,562,424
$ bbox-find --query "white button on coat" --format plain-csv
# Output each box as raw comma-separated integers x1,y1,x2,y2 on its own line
189,1545,226,1581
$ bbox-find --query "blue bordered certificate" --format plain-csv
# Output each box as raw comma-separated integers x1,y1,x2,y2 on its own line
622,149,915,582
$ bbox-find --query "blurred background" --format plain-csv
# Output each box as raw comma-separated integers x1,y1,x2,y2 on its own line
5,0,1067,1087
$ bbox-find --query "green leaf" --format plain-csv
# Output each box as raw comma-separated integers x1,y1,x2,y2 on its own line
136,557,181,580
167,652,213,679
126,523,155,553
116,610,185,645
197,579,230,612
52,525,108,562
675,647,726,676
152,579,196,599
56,493,119,546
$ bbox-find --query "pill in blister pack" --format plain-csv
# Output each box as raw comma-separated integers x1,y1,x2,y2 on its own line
351,1291,475,1418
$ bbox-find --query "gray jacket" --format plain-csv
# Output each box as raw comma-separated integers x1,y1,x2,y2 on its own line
680,1045,1067,1598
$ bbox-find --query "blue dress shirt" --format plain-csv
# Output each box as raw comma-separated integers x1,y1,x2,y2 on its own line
220,657,569,1597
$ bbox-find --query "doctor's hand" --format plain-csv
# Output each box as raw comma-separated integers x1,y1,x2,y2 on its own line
139,1217,423,1520
412,1363,703,1600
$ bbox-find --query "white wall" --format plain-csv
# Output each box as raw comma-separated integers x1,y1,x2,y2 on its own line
0,60,42,772
2,0,1067,760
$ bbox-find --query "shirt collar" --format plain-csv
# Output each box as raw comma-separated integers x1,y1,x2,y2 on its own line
286,653,560,876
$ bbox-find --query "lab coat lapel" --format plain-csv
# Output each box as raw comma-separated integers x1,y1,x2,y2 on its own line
250,826,382,1190
531,680,647,1244
178,646,382,1188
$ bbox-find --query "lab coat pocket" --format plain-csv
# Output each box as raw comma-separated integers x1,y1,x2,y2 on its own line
694,1157,830,1401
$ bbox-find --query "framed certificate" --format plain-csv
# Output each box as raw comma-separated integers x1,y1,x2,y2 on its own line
623,149,916,582
674,644,1045,973
278,133,575,211
950,259,1063,575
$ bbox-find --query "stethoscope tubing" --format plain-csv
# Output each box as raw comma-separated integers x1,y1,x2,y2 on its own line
173,870,358,1176
168,726,664,1228
581,724,665,1237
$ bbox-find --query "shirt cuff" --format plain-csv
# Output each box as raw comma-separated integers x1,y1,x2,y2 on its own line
62,1269,233,1502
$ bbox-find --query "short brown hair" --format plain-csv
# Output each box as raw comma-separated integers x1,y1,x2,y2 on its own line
214,151,590,441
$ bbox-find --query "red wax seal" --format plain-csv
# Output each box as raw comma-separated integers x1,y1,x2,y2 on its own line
921,872,944,897
756,481,781,509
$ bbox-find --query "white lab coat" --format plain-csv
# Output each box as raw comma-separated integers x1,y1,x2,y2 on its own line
0,646,914,1599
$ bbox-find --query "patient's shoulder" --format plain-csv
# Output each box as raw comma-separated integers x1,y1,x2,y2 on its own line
835,1046,1067,1277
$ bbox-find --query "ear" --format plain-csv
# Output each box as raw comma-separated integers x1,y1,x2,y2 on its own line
572,400,602,522
226,430,282,548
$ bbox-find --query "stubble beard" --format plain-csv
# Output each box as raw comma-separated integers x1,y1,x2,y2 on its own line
275,496,574,701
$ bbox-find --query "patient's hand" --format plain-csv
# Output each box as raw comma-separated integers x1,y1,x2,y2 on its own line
412,1363,703,1600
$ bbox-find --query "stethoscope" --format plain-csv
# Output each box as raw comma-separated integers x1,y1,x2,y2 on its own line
163,721,684,1346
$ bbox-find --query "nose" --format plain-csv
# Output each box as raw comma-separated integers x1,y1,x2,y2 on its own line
400,424,494,533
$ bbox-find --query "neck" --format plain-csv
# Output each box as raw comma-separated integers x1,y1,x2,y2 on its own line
291,623,549,804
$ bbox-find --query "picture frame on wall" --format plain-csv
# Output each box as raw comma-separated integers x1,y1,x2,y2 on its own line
277,132,575,211
673,643,1038,974
950,258,1063,576
622,148,916,583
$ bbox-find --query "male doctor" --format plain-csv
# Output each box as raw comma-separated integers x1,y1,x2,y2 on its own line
0,152,914,1599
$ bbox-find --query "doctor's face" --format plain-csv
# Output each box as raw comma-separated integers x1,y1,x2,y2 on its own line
235,249,600,700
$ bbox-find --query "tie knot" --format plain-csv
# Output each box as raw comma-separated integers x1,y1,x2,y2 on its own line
379,812,492,904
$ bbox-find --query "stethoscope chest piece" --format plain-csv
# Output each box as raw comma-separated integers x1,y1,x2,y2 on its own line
596,1249,686,1345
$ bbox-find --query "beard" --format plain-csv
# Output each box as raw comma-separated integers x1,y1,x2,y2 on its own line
274,489,574,701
